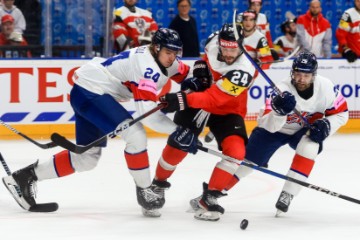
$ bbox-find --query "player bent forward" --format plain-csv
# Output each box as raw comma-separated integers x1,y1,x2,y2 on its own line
2,28,198,216
191,51,349,218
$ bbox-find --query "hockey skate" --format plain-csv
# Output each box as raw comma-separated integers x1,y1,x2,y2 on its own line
151,179,171,208
136,186,163,217
3,161,38,210
194,185,227,221
275,191,294,217
188,182,208,212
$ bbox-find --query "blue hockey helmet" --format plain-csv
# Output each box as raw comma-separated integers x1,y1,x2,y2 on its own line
152,28,183,52
292,51,318,75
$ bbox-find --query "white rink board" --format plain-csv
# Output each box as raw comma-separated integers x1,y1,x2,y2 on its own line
0,58,359,124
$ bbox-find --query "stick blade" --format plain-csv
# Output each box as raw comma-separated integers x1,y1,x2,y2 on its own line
29,203,59,212
50,133,77,152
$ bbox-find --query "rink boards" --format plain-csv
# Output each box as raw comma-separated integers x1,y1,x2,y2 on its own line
0,58,359,139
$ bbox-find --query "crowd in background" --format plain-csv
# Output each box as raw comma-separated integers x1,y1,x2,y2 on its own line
0,0,359,62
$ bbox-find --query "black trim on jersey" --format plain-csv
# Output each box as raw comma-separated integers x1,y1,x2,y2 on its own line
275,39,284,48
256,36,269,49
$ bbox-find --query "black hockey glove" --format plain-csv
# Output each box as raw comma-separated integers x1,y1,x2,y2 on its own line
342,48,357,63
181,60,212,92
168,126,198,154
271,91,296,115
160,92,188,113
181,77,209,92
309,118,331,143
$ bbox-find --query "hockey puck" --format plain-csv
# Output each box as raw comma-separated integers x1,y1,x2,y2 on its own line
240,219,248,230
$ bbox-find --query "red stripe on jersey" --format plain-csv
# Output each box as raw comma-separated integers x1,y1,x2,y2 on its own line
169,61,190,84
290,154,314,177
123,81,157,102
125,150,149,170
156,80,172,100
54,150,74,177
325,94,348,116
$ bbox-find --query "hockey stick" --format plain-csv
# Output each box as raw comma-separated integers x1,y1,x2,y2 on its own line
197,145,360,205
0,119,57,149
232,11,310,128
0,152,59,212
260,46,300,65
51,103,166,154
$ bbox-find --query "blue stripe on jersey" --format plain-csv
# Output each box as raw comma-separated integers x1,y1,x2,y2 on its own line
101,51,130,66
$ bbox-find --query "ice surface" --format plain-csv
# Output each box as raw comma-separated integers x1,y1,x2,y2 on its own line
1,134,360,240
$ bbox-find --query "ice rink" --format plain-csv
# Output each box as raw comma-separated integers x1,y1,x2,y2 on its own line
1,133,360,240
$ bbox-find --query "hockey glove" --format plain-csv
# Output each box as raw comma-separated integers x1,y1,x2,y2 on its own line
168,126,198,154
180,77,209,92
160,92,188,113
309,118,331,143
271,91,296,115
181,60,212,92
342,48,357,63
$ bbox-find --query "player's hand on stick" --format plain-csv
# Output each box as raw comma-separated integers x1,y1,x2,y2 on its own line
181,60,212,92
168,126,198,154
309,118,331,143
270,91,296,115
160,92,188,113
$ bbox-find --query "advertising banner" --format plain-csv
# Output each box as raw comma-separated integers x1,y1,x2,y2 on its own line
0,59,359,126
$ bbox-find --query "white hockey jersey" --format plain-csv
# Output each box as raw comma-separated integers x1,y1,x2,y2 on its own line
273,35,299,57
256,13,273,47
257,75,348,135
73,45,189,134
243,29,272,60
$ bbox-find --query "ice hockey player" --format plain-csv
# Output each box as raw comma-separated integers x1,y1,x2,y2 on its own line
152,23,256,221
2,28,196,217
192,51,349,219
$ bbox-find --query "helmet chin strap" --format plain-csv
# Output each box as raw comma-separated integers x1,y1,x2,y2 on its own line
152,45,168,75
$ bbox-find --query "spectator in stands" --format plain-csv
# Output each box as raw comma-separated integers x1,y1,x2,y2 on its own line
273,18,299,57
335,0,360,63
0,14,30,58
296,0,332,58
169,0,200,57
112,0,158,53
248,0,279,60
0,0,26,34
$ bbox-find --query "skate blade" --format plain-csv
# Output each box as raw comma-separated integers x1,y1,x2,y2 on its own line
142,208,161,218
2,177,59,213
2,176,31,210
187,199,200,213
194,209,220,221
275,209,283,217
